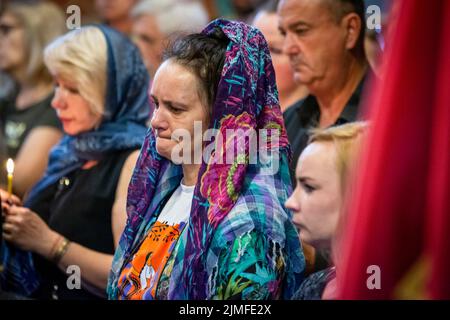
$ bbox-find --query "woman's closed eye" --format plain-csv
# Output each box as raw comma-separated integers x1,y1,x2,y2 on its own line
299,180,317,194
167,103,184,114
54,82,79,95
151,97,159,109
66,86,79,94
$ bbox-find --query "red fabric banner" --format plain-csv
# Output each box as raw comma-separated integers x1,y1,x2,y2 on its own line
337,0,450,299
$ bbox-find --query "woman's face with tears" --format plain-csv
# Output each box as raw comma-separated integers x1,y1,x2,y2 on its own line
149,59,209,164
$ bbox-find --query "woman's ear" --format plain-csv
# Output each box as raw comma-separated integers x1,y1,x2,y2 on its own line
342,13,363,51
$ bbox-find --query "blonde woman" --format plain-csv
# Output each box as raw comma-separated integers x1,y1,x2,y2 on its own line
1,25,150,300
285,122,368,300
0,2,66,198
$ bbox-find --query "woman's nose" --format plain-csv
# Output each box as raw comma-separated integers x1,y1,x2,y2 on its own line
51,87,67,110
150,108,168,131
285,188,301,212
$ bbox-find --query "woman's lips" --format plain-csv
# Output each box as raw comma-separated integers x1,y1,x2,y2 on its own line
59,118,72,125
293,221,306,230
156,135,172,140
155,132,179,141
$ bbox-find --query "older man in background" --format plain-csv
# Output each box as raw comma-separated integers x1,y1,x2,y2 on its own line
130,0,209,78
95,0,137,35
278,0,371,277
278,0,370,182
253,0,309,112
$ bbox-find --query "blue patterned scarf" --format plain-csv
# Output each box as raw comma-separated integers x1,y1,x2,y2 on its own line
1,25,150,296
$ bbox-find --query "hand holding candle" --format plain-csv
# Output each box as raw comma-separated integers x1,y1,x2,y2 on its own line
0,188,22,215
1,158,21,210
6,158,14,196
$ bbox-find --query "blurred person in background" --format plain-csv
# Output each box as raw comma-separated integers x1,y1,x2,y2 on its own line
363,0,392,75
130,0,210,78
95,0,137,35
0,70,13,170
278,0,370,185
253,0,308,112
278,0,371,280
0,1,66,198
1,25,149,300
285,122,367,299
231,0,268,23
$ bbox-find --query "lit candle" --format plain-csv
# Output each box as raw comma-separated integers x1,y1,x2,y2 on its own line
6,158,14,196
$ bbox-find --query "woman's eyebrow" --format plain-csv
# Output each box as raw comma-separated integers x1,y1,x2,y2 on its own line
163,99,188,108
298,176,315,183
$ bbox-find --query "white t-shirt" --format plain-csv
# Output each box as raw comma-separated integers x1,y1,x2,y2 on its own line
157,182,195,225
118,181,195,299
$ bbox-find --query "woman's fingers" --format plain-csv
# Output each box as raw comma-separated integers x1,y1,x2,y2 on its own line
2,229,15,242
1,205,27,220
2,221,17,234
2,221,18,243
1,202,10,215
3,213,22,224
0,189,22,206
4,205,28,217
9,194,22,206
2,232,12,241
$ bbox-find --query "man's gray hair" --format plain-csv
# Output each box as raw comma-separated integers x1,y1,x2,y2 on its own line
131,0,210,36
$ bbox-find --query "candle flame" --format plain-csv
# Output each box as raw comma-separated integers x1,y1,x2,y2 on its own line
6,158,14,174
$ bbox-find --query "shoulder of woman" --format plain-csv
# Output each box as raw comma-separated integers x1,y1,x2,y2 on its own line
125,149,140,165
118,150,140,178
211,199,291,248
292,267,336,300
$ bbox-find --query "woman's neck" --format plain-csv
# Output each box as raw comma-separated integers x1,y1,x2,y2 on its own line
15,81,53,110
182,163,201,186
10,66,52,109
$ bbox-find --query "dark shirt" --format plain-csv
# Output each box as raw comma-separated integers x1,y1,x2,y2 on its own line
0,91,61,159
283,75,369,186
292,266,336,300
26,150,134,300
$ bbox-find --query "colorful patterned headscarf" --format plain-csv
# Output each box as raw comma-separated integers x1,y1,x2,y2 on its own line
108,19,304,299
1,25,150,296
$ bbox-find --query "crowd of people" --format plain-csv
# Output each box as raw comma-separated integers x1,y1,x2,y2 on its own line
1,0,448,301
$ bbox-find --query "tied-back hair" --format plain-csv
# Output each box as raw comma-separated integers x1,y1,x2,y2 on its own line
163,27,230,119
309,121,368,194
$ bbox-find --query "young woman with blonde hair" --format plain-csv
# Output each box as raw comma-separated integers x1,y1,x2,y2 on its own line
285,121,368,299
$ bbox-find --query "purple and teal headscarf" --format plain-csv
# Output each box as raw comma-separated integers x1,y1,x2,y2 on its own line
108,19,304,300
1,25,150,296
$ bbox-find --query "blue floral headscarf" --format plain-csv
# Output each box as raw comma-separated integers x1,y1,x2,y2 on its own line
108,19,304,300
1,25,150,296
